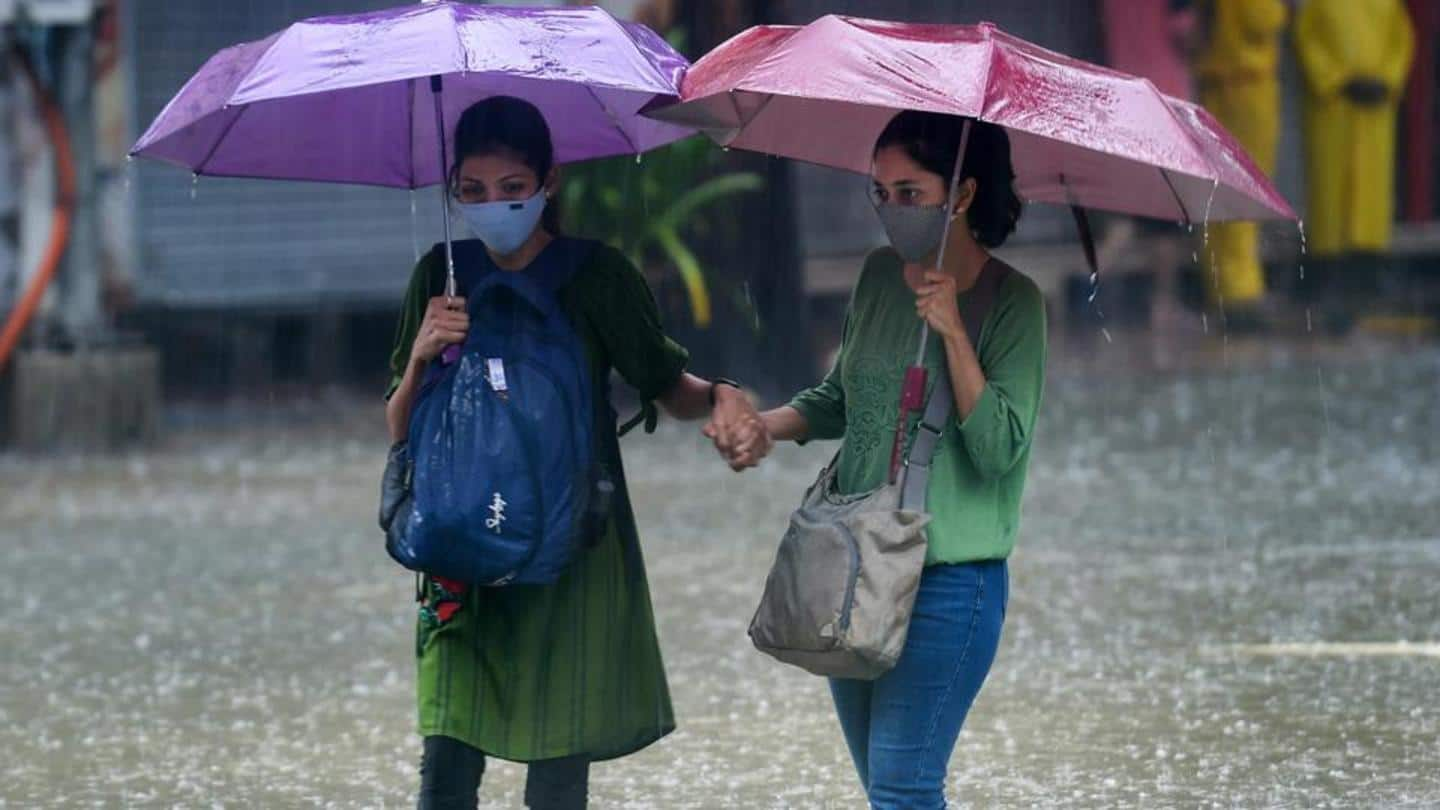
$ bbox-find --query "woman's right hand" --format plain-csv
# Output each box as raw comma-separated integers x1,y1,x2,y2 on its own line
410,296,469,365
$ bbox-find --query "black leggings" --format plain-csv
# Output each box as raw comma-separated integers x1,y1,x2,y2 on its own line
418,735,590,810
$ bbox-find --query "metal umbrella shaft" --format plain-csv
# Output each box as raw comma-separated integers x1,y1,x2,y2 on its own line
887,118,973,485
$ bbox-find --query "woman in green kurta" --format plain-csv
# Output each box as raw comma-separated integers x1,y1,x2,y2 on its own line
747,112,1046,808
384,97,769,810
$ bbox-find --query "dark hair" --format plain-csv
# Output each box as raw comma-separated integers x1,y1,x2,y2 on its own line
450,96,561,234
874,111,1022,248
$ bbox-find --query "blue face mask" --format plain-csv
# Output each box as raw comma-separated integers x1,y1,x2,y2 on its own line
456,191,548,255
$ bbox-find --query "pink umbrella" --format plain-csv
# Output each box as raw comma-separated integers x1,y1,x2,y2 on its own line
647,15,1296,484
646,15,1294,224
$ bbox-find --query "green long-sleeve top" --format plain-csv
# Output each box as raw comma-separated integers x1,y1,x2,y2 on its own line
789,248,1047,564
386,238,688,762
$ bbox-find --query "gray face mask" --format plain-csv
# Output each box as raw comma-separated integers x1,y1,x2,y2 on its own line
874,202,949,263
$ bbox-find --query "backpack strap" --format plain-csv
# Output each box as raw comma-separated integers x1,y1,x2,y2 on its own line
454,238,593,316
431,238,652,439
899,259,1013,512
428,238,592,297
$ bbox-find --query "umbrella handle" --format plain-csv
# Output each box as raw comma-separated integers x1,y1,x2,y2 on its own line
887,365,930,484
432,74,461,366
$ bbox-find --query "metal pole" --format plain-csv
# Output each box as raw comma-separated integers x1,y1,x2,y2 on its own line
429,75,455,298
914,117,973,365
54,23,102,347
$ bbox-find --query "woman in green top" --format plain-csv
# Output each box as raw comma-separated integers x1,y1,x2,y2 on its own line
749,112,1047,809
385,97,768,810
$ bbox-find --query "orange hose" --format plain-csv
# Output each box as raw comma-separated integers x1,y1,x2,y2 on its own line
0,46,77,371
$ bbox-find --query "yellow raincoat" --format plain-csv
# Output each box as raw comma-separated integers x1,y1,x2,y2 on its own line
1194,0,1288,304
1295,0,1415,256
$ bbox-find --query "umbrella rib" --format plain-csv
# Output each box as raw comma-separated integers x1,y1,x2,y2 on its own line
1143,78,1227,201
1159,168,1192,225
195,104,249,176
585,84,639,154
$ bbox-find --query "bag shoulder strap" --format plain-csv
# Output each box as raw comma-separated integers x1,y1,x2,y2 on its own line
427,238,594,298
900,258,1013,511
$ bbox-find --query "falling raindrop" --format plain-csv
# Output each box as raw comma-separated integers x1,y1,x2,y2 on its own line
1297,219,1308,281
409,189,421,262
190,173,199,200
1305,308,1313,333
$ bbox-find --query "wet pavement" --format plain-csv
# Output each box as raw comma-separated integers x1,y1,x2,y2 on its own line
2,332,1438,808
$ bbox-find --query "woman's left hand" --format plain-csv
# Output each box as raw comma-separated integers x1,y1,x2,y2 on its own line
703,385,772,472
915,271,966,341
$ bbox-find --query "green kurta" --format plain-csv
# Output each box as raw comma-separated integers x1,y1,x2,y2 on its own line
386,238,688,762
789,248,1047,565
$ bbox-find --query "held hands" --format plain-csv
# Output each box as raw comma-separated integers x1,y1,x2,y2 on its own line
915,271,967,342
702,384,773,472
411,296,469,365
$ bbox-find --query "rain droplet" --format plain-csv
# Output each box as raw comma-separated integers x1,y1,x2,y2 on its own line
1199,180,1218,255
1100,327,1112,344
410,189,421,261
1305,308,1312,333
190,173,199,200
635,153,643,165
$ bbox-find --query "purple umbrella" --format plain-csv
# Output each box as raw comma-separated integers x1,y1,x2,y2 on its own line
130,1,693,295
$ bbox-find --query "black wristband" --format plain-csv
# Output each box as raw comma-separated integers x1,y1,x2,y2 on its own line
708,377,743,407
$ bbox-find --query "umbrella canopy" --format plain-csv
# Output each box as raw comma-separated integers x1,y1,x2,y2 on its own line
646,16,1294,223
130,1,693,186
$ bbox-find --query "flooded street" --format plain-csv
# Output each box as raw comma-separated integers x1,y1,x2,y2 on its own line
2,336,1438,808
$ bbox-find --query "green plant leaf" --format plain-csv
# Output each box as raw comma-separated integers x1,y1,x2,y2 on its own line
652,225,711,328
655,173,765,233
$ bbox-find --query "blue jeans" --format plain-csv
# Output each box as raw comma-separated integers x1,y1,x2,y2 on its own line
829,560,1008,809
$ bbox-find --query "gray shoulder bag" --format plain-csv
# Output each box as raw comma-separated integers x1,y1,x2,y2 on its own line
749,260,1011,680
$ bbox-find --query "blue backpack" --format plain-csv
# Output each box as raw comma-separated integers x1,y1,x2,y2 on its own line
387,238,602,586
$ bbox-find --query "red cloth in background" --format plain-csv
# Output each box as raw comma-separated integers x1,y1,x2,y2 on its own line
1100,0,1196,100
